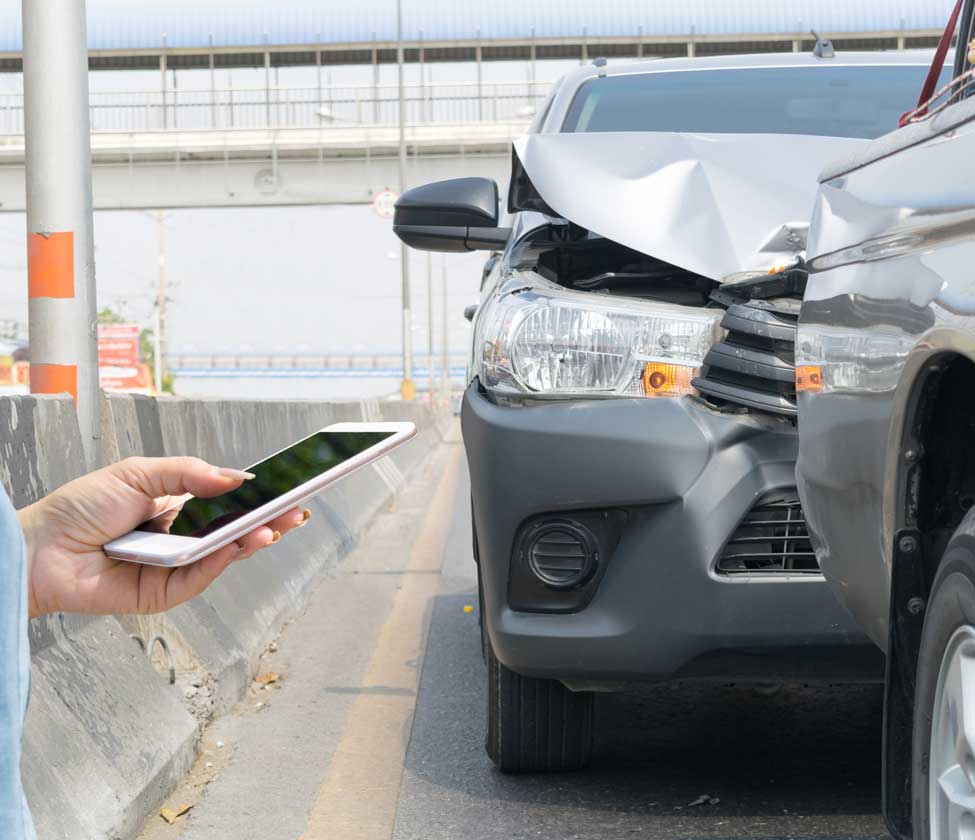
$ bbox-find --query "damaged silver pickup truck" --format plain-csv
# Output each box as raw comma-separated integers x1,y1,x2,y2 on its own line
394,48,936,772
795,7,975,837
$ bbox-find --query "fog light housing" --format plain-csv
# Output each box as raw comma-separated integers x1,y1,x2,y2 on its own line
525,521,597,589
508,509,627,613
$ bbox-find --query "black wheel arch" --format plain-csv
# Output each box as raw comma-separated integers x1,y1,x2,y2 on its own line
884,351,975,838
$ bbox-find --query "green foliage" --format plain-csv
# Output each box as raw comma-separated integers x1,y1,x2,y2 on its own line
96,307,125,325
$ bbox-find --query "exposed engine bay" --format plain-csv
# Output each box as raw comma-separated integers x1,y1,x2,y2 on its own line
507,224,718,307
500,131,833,419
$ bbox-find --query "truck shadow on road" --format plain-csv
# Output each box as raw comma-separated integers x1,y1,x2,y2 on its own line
396,589,887,839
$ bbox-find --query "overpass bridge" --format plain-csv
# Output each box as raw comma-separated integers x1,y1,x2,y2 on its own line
0,1,952,210
0,81,535,210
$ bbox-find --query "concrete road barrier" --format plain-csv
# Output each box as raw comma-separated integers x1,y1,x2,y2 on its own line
0,393,446,840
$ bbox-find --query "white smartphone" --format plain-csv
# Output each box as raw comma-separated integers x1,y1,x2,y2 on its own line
104,421,417,567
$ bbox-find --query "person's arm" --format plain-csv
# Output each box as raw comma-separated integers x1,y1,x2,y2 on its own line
17,456,308,618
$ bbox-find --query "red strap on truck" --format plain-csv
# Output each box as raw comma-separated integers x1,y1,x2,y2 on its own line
899,0,964,126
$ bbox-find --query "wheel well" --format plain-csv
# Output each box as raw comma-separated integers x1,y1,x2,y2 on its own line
884,353,975,838
902,354,975,593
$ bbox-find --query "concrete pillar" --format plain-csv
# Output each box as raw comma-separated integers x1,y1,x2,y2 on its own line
264,41,271,127
22,0,101,467
476,29,483,121
160,46,167,129
154,210,166,394
316,35,323,114
418,29,425,123
530,27,537,86
372,32,379,123
208,34,216,128
171,64,178,129
426,251,433,396
440,254,448,400
396,0,413,400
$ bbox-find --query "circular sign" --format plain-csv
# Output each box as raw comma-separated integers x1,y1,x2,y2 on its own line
372,189,399,219
254,168,281,195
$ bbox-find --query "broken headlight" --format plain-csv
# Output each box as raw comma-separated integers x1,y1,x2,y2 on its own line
475,276,724,398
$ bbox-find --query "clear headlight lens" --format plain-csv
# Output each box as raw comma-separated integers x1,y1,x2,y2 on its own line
795,325,914,395
475,276,724,398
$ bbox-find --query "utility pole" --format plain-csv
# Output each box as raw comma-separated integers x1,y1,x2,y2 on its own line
397,0,414,400
23,0,102,467
427,251,434,398
440,254,449,402
154,210,167,394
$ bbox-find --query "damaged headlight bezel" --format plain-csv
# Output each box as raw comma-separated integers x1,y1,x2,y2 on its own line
473,272,725,400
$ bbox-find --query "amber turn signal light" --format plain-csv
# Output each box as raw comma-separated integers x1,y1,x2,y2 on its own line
642,362,697,398
795,365,824,393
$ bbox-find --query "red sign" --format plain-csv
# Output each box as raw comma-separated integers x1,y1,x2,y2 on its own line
98,324,140,339
99,339,140,367
100,364,153,394
97,324,148,391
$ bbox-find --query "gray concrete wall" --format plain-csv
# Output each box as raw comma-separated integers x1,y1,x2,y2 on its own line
0,393,444,840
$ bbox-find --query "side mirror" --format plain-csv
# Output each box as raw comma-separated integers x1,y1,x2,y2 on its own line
393,177,511,253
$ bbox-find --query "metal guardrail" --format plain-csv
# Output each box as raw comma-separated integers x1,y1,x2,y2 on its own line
165,351,469,371
0,81,550,134
169,366,469,380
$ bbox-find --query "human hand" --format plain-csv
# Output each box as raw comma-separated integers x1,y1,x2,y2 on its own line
17,456,309,618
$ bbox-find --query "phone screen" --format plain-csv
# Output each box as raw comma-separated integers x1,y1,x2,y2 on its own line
138,430,395,538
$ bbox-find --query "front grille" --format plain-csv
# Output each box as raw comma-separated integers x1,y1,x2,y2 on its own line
693,302,798,416
526,523,595,589
716,495,820,576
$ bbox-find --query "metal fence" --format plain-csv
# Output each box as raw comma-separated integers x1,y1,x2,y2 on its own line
166,351,470,372
0,81,551,134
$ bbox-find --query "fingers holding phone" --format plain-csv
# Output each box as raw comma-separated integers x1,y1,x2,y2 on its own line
104,422,415,568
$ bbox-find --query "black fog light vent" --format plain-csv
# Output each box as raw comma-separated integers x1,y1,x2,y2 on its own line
509,509,626,614
525,522,597,589
717,494,820,576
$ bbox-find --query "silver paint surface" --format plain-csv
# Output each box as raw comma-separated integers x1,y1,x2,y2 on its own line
797,109,975,650
514,131,867,281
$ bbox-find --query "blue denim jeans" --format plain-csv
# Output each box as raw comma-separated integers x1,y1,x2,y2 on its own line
0,489,35,839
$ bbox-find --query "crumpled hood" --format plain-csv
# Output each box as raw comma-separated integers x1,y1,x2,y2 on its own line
512,131,869,282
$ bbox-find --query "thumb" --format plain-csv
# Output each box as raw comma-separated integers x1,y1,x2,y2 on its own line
108,456,254,501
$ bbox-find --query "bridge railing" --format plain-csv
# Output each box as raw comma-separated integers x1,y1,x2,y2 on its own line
166,351,470,372
0,81,552,134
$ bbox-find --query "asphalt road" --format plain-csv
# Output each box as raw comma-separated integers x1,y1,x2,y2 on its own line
139,431,889,840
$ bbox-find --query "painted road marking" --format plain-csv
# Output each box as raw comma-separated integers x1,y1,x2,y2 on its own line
300,446,462,840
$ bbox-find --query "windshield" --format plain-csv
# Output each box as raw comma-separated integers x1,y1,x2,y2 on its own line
561,65,943,139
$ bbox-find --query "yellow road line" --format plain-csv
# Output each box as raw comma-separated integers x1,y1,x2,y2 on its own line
301,447,462,840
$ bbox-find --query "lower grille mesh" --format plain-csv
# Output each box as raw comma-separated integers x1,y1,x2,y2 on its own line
716,495,820,575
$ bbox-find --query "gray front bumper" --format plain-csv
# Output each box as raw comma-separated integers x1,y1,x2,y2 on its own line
462,384,881,686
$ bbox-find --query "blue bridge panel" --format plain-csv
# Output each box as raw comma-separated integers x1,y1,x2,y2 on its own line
0,0,955,52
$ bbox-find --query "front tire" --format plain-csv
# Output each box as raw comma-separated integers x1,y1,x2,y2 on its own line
912,520,975,839
485,642,593,773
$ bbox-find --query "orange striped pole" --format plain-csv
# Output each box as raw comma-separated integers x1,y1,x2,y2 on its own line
22,0,101,467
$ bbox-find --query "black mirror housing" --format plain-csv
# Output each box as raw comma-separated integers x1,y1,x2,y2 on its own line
393,177,511,253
